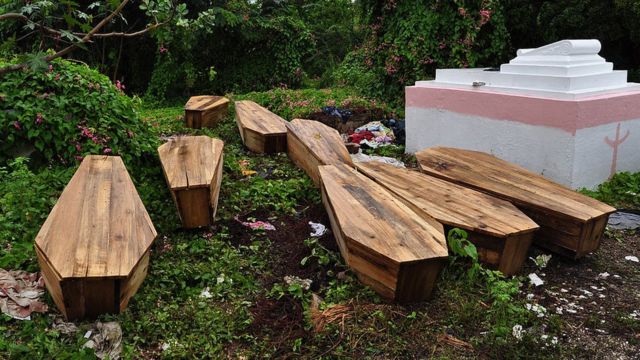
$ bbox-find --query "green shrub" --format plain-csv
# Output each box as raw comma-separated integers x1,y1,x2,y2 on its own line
0,158,74,270
336,0,510,104
581,172,640,209
232,87,400,120
0,58,157,165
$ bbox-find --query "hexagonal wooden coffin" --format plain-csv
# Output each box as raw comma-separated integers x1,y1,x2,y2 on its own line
356,161,539,276
319,164,448,302
287,118,354,187
35,156,157,320
158,136,224,228
184,95,230,128
235,100,287,153
416,147,616,259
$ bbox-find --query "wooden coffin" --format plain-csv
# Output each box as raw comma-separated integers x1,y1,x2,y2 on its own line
319,164,448,302
234,100,287,153
416,147,616,259
35,156,157,320
287,118,354,187
158,135,224,228
356,161,539,275
184,95,230,128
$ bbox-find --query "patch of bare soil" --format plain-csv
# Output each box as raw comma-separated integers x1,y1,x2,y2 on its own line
523,230,640,358
222,203,340,354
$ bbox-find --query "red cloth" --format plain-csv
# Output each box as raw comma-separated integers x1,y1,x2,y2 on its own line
349,130,375,144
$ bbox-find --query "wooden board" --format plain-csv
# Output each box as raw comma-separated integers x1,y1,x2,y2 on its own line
184,95,230,128
319,164,448,302
287,118,354,187
356,161,539,275
234,100,287,153
416,147,616,258
158,135,224,228
34,155,157,319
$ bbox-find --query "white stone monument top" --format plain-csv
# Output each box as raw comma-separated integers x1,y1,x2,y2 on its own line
419,39,640,98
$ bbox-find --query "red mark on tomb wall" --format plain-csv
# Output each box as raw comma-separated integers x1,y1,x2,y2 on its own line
604,123,630,178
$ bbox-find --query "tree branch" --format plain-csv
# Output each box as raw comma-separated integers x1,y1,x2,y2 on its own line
0,0,137,76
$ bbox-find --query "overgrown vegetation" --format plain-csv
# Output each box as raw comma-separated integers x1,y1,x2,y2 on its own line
0,58,156,165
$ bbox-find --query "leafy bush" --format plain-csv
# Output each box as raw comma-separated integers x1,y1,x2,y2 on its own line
232,87,399,120
335,0,510,104
145,6,315,101
581,172,640,209
0,158,74,270
0,58,157,164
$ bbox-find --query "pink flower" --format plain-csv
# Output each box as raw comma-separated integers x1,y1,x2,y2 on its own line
48,64,53,73
54,73,60,81
13,121,21,130
75,143,82,152
75,155,84,162
159,46,168,54
480,9,492,25
103,148,112,154
35,113,43,125
115,80,125,91
439,42,447,49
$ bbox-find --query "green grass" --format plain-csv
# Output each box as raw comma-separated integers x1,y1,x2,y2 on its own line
2,92,637,358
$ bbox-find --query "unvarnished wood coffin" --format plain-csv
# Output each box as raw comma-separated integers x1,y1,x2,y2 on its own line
416,147,616,259
319,164,448,302
35,156,157,320
356,161,539,275
287,118,354,187
158,136,224,228
184,95,230,128
235,100,288,153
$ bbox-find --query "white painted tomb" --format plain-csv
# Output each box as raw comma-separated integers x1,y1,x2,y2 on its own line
406,39,640,189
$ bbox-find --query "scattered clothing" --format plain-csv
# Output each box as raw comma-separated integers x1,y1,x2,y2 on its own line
381,118,406,145
350,152,405,168
322,106,353,123
354,121,395,146
0,269,48,320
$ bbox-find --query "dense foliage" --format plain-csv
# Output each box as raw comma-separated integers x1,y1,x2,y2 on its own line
503,0,640,81
333,0,510,103
0,58,156,164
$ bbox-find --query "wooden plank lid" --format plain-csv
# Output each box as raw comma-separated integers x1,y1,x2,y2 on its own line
319,164,448,263
356,161,539,238
416,147,616,222
287,118,354,167
185,95,229,112
235,100,287,135
35,156,157,279
158,135,224,191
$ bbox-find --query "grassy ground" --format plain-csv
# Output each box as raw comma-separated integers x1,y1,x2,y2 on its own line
1,93,639,359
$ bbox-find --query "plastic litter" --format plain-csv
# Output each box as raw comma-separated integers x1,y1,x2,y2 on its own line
238,159,257,177
83,321,122,360
608,211,640,230
0,268,48,320
528,273,544,287
350,152,405,168
625,255,639,263
309,221,327,237
200,287,213,299
284,275,312,290
236,216,276,231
